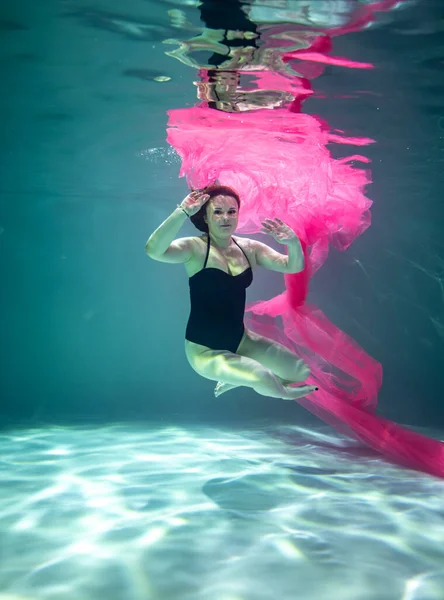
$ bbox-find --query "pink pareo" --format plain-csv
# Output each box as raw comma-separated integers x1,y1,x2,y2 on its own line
166,0,444,478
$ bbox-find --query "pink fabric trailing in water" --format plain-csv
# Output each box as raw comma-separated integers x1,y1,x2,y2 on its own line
167,103,444,478
167,104,444,478
166,1,444,476
286,52,374,69
168,107,373,257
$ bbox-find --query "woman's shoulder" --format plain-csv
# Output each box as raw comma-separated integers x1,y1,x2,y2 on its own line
233,235,257,267
233,234,256,249
182,235,207,276
178,234,206,249
189,234,207,249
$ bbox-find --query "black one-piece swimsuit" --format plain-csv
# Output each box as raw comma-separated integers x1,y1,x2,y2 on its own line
185,236,253,353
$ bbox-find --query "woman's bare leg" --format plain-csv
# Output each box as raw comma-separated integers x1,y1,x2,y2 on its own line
214,374,289,398
185,341,316,400
238,329,310,380
215,330,312,397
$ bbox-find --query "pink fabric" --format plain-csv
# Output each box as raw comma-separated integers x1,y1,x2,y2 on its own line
167,105,444,478
165,0,444,478
285,51,374,69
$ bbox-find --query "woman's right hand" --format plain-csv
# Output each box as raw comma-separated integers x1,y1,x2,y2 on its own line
179,190,210,217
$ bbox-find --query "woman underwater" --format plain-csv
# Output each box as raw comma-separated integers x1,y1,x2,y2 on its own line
145,184,318,400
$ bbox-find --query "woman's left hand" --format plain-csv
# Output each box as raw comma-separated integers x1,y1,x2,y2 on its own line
260,218,297,245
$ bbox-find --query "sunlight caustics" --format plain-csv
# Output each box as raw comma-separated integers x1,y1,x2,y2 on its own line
1,424,444,599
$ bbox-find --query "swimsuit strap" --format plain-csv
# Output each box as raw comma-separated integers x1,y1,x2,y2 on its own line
232,238,252,269
203,235,211,269
203,236,251,270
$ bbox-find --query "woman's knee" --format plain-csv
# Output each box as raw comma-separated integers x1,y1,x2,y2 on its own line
293,359,310,381
240,332,309,380
186,349,259,386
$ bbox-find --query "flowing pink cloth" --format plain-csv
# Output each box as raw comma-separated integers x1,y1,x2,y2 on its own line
166,0,444,477
167,104,444,478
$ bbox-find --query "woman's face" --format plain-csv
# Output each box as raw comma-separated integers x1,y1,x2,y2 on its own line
204,194,239,237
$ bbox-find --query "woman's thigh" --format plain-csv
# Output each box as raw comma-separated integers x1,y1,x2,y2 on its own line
237,329,310,382
185,340,266,387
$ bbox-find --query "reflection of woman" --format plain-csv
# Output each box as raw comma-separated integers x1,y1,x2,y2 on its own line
146,185,318,400
195,69,296,112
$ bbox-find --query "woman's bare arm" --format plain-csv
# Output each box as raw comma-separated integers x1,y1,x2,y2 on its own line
253,218,304,273
145,207,193,264
145,190,210,264
252,239,304,273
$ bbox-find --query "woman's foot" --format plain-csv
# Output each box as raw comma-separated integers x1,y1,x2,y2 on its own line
214,381,239,398
282,384,318,401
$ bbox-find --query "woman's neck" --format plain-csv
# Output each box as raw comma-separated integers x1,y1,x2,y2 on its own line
207,233,231,250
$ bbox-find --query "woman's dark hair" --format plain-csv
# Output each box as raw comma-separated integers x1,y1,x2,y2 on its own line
189,184,240,233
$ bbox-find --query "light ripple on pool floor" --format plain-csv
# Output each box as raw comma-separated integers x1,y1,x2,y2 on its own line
1,423,444,600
